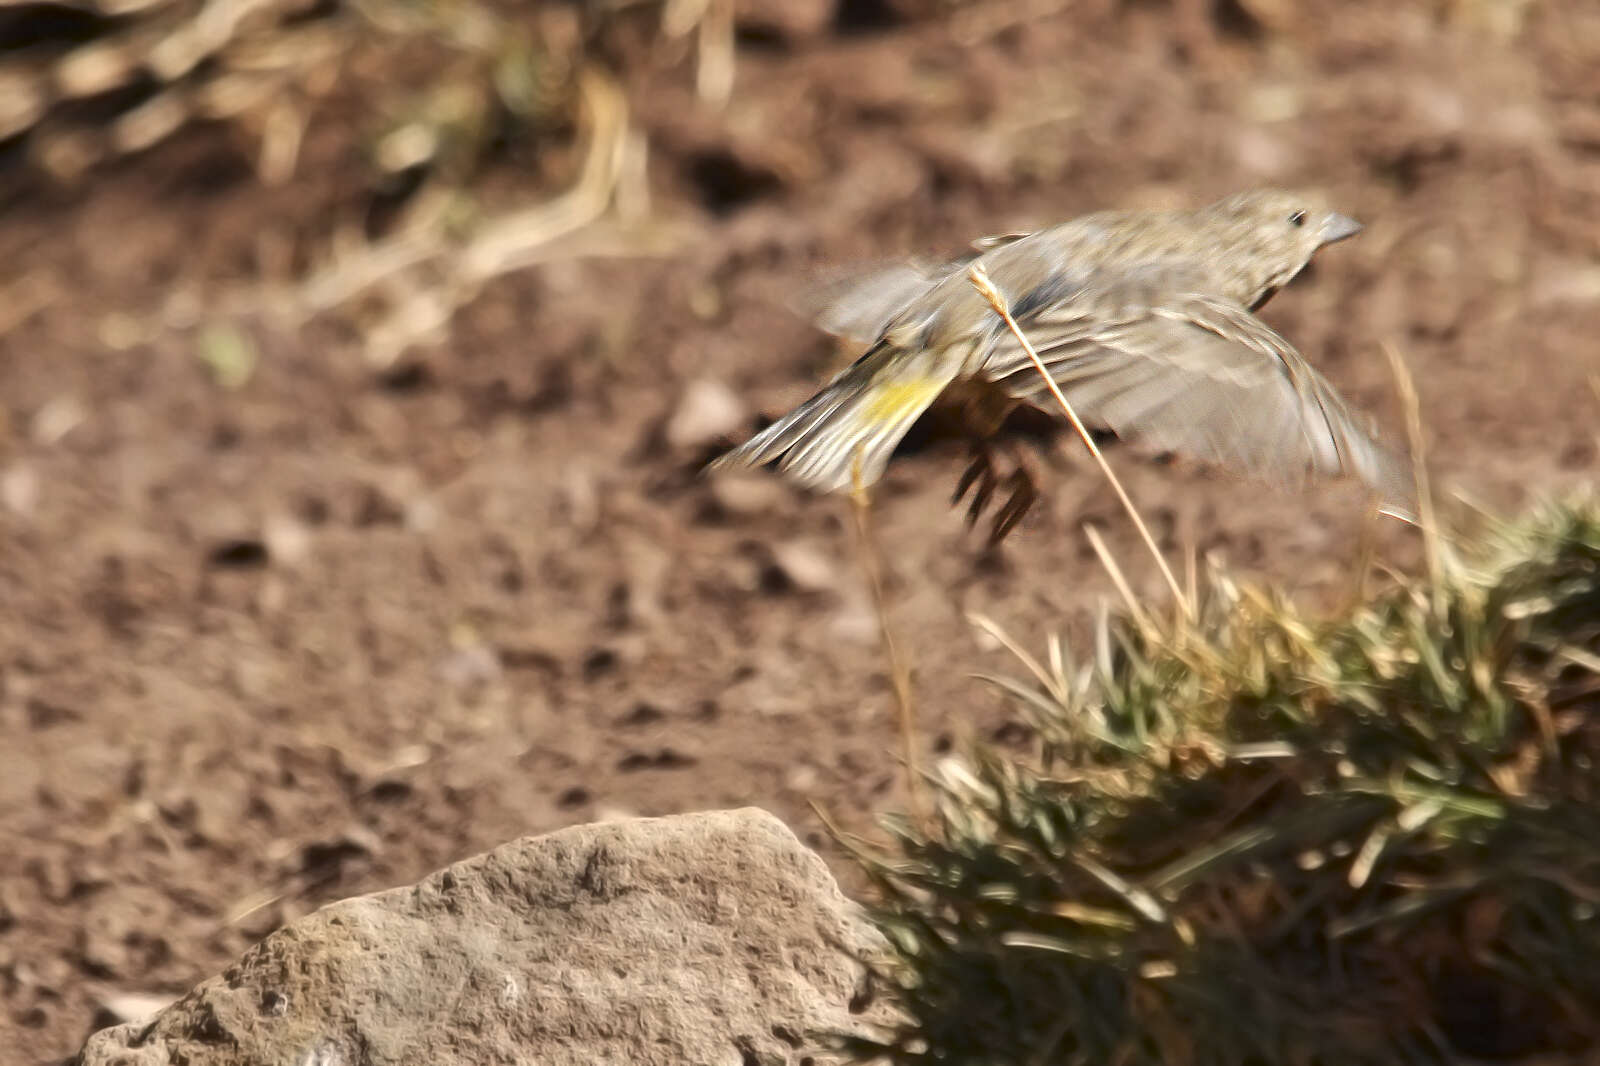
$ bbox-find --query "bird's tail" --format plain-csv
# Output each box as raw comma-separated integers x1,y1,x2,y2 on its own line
707,347,956,494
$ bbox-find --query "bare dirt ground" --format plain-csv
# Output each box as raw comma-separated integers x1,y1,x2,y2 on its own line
2,1,1598,1061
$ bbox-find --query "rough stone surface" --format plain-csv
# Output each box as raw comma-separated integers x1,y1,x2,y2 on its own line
77,809,884,1066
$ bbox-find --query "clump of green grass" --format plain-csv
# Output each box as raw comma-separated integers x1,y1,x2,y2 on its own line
839,493,1599,1066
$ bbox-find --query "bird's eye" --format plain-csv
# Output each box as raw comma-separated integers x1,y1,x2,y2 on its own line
1288,210,1307,228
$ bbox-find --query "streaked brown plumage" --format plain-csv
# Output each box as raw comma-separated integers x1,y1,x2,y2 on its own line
709,189,1414,540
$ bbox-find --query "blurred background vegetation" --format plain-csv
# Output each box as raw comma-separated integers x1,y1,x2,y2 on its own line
0,0,689,367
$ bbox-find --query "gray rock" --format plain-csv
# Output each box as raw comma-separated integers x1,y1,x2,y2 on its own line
78,809,884,1066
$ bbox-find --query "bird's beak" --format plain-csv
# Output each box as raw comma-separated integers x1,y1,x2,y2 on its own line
1320,213,1364,244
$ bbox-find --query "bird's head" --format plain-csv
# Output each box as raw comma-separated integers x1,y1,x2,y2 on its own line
1200,188,1363,310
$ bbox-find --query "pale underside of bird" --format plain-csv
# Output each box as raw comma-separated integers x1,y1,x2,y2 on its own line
709,189,1416,542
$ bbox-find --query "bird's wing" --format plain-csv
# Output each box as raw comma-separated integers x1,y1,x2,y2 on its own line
809,228,1039,343
981,283,1416,518
705,337,964,494
810,262,950,344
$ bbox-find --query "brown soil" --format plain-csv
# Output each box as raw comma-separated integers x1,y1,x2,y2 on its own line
3,2,1598,1061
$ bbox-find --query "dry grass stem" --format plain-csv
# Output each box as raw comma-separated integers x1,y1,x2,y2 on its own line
1382,341,1443,606
1343,499,1381,616
848,450,926,826
967,263,1192,622
1082,524,1159,639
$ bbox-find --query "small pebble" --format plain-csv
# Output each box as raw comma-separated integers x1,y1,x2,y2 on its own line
708,472,787,517
1,463,38,516
769,540,837,593
665,379,745,450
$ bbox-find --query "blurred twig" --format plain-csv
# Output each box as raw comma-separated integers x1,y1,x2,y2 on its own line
660,0,734,107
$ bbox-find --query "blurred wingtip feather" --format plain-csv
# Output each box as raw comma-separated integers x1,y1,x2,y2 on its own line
706,350,957,494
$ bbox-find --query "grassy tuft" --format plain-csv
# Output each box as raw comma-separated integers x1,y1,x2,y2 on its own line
838,493,1600,1066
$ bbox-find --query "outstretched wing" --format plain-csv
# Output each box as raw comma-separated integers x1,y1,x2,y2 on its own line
808,229,1038,344
705,340,963,494
981,280,1415,519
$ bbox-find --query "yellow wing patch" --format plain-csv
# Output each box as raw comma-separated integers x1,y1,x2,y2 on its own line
861,377,948,427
